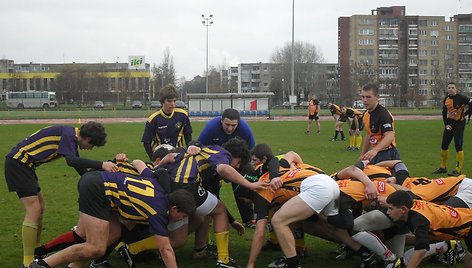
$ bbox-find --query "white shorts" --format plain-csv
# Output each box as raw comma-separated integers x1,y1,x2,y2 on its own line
455,178,472,208
196,191,218,216
168,217,189,231
298,174,340,216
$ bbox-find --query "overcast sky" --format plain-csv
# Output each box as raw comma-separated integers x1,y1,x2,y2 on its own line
1,0,470,79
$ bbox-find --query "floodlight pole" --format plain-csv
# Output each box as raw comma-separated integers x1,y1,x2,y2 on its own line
202,14,213,94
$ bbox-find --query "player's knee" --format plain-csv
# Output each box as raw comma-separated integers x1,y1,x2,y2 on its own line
85,244,107,259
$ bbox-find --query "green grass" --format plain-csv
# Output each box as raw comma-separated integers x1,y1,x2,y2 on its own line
0,119,469,267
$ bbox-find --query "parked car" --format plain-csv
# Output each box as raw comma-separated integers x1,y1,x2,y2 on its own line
176,100,187,109
132,100,143,109
353,100,365,109
93,101,104,109
150,100,162,109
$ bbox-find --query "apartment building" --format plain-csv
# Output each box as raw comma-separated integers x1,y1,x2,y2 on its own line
339,6,472,107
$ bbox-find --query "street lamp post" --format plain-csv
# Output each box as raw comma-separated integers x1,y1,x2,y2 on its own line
202,14,213,94
290,0,296,112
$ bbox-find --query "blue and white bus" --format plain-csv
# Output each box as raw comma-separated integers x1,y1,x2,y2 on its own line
5,91,57,108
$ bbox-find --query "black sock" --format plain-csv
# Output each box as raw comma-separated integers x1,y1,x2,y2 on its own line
334,131,339,139
340,131,345,139
357,246,373,260
37,259,51,268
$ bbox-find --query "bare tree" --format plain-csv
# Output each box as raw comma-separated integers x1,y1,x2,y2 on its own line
270,41,324,103
152,48,176,98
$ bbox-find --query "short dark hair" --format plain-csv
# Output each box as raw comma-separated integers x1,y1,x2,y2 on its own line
79,121,107,147
222,108,240,121
386,190,413,209
168,189,196,215
251,144,274,161
159,84,178,104
362,83,379,96
447,82,457,86
152,147,170,162
222,138,250,167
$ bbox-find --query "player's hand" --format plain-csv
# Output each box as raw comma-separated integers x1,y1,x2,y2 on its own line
115,153,128,162
249,180,269,191
187,145,201,155
360,149,378,161
364,183,378,200
102,161,119,172
269,177,283,192
231,221,245,236
385,176,397,184
445,125,452,131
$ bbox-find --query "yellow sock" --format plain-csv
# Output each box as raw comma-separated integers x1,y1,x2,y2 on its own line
22,222,39,266
215,231,229,263
128,236,158,255
349,135,355,148
440,149,449,168
456,151,464,172
356,135,363,148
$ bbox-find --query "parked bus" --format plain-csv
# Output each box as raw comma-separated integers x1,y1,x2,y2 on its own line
5,91,57,108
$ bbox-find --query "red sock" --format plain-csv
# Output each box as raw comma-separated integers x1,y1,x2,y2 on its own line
35,230,85,257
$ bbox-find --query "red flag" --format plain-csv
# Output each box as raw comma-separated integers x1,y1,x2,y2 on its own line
250,100,257,111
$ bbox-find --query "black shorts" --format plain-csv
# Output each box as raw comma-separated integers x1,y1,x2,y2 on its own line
308,114,319,120
78,171,111,221
171,182,209,207
4,157,40,197
350,120,365,131
338,114,348,122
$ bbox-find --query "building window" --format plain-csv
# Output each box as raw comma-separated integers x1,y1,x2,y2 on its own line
459,25,472,33
419,60,428,66
445,35,454,40
431,60,440,66
359,39,374,45
419,69,428,75
418,20,428,27
446,44,454,51
420,79,428,85
430,30,439,37
359,29,374,35
445,25,453,31
431,50,439,55
419,30,427,36
431,40,439,46
409,29,417,35
251,74,260,79
431,20,439,26
418,40,426,45
359,18,374,25
419,50,427,56
409,58,417,65
359,49,374,56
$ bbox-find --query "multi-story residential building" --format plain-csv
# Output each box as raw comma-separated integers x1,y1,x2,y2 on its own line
339,6,472,107
220,62,339,105
0,59,150,105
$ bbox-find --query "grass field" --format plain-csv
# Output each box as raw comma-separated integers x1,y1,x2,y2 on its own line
0,118,469,267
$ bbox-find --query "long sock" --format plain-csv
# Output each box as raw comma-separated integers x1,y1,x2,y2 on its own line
334,131,339,140
35,230,85,257
215,231,229,263
403,241,447,264
340,131,345,139
356,135,363,148
352,231,395,261
22,221,39,266
440,149,449,169
349,135,355,147
456,151,464,172
292,224,306,253
128,236,158,255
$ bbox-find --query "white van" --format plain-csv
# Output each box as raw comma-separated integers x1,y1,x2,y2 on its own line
352,100,364,109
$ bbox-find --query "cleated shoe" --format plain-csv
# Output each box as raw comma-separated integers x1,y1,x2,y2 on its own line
359,254,377,268
448,170,461,177
216,259,241,268
89,260,112,268
117,244,135,268
268,256,287,268
28,260,50,268
432,167,448,174
445,240,457,266
382,258,403,268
